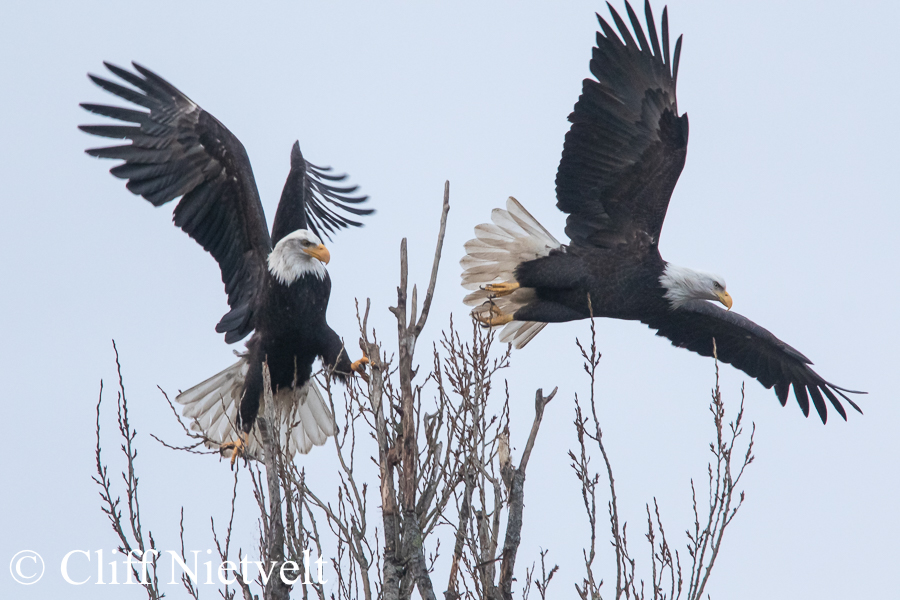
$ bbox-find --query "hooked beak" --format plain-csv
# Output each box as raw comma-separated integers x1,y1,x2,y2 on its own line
716,290,733,310
303,243,331,265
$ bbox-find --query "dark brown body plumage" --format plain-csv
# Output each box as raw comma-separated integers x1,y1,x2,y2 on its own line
514,246,669,323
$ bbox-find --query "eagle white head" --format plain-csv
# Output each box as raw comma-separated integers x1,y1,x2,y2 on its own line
660,263,733,310
268,229,330,285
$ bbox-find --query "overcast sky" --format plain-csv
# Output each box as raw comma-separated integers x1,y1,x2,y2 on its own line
2,1,898,598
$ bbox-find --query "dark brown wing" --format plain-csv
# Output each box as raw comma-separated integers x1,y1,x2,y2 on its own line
80,62,271,343
270,142,373,246
557,1,688,250
642,300,865,422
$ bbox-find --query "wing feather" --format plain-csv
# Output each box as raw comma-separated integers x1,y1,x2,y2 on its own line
81,62,271,342
270,142,373,245
557,0,688,250
642,299,864,422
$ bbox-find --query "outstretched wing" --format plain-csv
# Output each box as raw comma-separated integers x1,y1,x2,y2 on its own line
80,62,271,343
642,300,864,423
270,142,373,245
557,0,688,250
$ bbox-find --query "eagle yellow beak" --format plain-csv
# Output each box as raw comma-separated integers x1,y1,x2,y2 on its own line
716,290,733,310
303,243,331,265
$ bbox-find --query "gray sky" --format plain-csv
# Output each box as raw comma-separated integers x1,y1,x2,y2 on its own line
2,1,898,598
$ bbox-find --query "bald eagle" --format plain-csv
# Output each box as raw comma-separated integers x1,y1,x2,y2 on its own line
81,62,372,461
461,2,863,422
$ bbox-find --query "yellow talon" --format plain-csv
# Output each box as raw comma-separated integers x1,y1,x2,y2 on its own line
473,304,515,327
351,355,370,383
220,434,247,467
483,282,520,297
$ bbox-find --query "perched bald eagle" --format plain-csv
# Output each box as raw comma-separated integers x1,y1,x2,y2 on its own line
461,2,863,422
81,62,371,461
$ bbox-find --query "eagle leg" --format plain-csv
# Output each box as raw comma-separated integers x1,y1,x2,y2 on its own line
351,355,370,383
483,281,520,297
473,304,515,327
220,434,248,468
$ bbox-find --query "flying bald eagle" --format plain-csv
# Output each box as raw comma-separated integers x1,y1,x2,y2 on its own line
461,1,863,422
81,62,372,461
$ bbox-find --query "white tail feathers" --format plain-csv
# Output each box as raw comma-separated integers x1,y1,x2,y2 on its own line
460,197,560,348
176,356,337,461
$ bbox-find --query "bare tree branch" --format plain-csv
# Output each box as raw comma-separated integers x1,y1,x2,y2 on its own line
497,387,556,599
90,180,756,600
572,317,756,600
93,340,162,600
